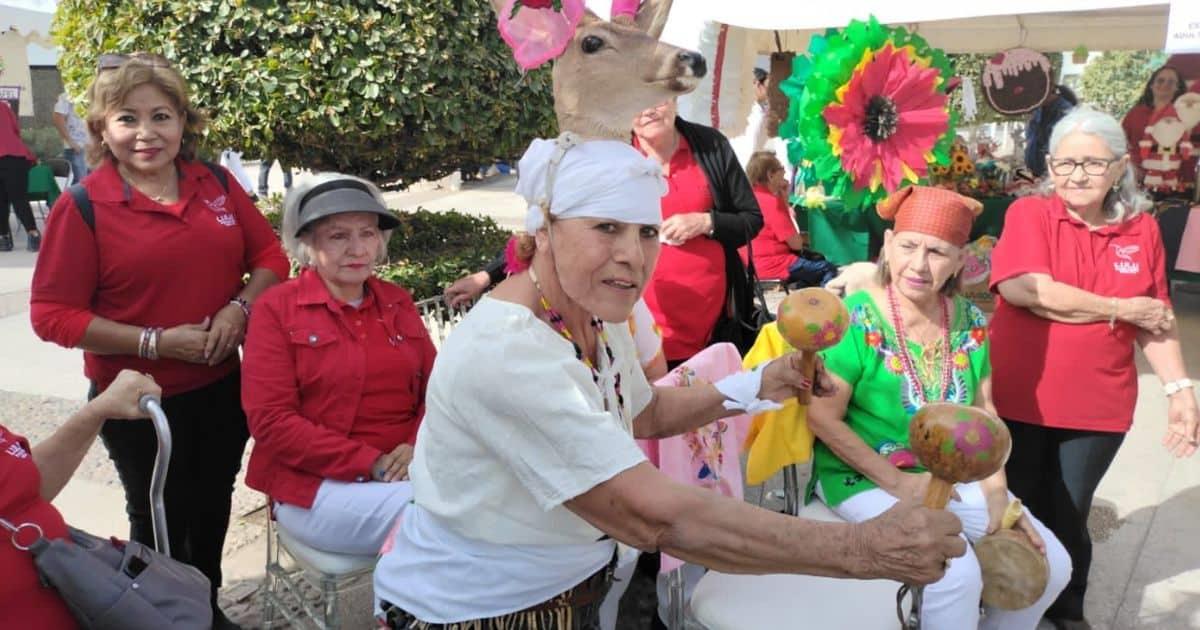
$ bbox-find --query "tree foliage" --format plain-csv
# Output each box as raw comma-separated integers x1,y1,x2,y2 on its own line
1079,50,1162,117
53,0,556,187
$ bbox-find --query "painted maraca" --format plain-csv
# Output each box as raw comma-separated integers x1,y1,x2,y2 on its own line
908,402,1012,509
899,403,1012,629
774,287,849,404
975,499,1049,610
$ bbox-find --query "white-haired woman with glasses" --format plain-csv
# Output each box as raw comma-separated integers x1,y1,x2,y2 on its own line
241,173,435,556
989,107,1198,630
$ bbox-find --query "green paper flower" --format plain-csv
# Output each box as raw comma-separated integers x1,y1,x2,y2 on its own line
780,16,958,215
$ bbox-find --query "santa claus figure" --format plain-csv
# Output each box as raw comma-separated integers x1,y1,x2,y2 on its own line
1140,92,1200,194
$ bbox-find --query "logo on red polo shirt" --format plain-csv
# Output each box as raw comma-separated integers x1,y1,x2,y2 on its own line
1111,244,1141,275
0,430,28,459
205,194,238,227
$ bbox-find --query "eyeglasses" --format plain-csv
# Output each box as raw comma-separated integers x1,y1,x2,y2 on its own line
1152,76,1179,86
1046,157,1120,176
96,52,172,73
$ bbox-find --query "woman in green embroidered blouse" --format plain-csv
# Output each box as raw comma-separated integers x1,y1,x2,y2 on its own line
806,186,1072,630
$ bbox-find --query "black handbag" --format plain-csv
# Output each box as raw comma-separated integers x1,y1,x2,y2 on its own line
709,223,774,355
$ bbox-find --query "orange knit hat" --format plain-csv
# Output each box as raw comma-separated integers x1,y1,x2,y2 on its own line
876,186,983,247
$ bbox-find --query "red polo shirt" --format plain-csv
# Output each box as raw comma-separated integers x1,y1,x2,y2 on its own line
0,425,76,630
30,159,290,397
242,269,436,508
988,195,1170,432
740,184,799,280
638,135,726,362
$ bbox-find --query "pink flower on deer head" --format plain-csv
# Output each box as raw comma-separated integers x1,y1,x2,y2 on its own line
498,0,586,71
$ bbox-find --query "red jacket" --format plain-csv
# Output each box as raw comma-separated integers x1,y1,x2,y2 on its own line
242,269,437,508
30,159,290,396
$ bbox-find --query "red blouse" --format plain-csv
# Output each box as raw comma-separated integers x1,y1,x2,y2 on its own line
741,184,799,280
0,101,35,162
241,269,437,508
0,426,76,630
639,136,726,362
989,195,1170,432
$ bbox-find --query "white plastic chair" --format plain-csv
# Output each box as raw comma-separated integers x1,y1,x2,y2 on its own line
690,465,909,629
261,514,377,629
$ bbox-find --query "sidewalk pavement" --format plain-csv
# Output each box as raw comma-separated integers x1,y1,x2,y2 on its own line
4,182,1200,628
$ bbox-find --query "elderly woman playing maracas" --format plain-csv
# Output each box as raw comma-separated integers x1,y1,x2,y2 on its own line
805,186,1072,630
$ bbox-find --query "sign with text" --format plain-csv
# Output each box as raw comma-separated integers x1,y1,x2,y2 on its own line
1167,0,1200,53
0,86,21,117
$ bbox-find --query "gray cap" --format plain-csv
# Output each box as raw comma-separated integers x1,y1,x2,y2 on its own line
294,179,399,237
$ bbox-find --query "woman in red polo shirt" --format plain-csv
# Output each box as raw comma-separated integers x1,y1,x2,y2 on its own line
241,173,435,555
633,98,764,364
990,107,1198,630
29,56,288,628
0,370,159,630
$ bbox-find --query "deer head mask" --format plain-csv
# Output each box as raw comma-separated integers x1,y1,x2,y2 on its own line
492,0,707,141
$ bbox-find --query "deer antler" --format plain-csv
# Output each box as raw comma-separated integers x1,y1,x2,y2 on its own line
634,0,673,40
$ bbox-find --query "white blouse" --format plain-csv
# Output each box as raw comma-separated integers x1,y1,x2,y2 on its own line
375,296,653,621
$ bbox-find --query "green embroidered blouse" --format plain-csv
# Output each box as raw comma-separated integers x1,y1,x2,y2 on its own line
809,290,991,507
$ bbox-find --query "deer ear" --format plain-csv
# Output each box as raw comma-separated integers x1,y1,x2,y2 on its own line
633,0,672,39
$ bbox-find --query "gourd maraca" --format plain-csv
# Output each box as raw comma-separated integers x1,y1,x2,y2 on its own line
975,499,1049,610
908,403,1012,509
774,287,850,405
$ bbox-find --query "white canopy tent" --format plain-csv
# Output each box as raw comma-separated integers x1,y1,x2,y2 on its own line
651,0,1172,136
1,2,56,116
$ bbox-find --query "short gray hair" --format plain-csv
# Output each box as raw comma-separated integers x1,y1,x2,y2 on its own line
1039,107,1152,223
281,172,392,267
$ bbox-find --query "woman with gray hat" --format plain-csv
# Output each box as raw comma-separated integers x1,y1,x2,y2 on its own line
241,173,437,554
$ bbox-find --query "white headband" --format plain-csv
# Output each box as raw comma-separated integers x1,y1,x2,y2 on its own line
516,133,667,233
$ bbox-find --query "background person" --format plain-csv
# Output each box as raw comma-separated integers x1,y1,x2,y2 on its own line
242,173,436,555
1121,66,1193,192
741,151,837,288
30,54,289,629
633,98,764,362
53,92,92,184
1025,84,1078,178
990,107,1198,630
0,92,40,252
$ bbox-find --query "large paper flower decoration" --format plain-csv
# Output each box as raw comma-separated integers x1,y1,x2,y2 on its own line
782,17,957,211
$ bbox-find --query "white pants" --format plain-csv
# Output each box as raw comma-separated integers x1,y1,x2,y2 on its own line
825,482,1072,630
274,479,413,556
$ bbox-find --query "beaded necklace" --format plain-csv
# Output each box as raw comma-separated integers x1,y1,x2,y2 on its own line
886,284,952,405
529,268,626,422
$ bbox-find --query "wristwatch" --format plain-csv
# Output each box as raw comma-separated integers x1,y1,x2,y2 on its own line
1163,379,1195,396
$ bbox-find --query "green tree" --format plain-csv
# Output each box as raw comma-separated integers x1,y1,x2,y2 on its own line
1079,50,1162,117
53,0,556,187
